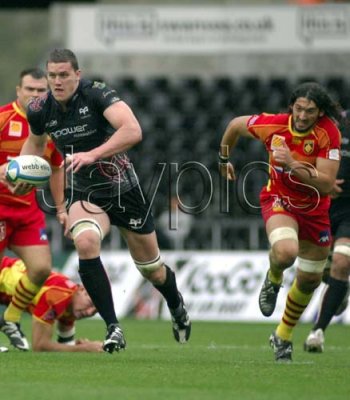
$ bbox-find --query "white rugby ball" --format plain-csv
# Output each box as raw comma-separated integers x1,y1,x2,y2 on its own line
5,155,52,186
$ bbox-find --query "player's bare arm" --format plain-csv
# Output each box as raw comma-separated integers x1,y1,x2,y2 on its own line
32,319,103,352
50,166,69,232
65,101,142,173
20,131,48,157
275,142,340,194
219,115,255,181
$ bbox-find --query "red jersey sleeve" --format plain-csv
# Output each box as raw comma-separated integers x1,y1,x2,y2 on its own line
313,116,341,161
247,113,289,143
43,139,63,168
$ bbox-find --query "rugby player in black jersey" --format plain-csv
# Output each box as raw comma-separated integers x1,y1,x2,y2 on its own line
21,48,191,354
304,110,350,353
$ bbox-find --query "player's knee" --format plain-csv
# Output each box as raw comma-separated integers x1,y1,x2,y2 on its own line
331,251,350,280
30,265,51,286
70,219,103,257
333,244,350,266
134,253,164,281
269,227,298,267
296,268,323,293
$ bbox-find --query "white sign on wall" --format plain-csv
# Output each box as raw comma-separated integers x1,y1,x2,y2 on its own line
61,250,350,325
66,4,350,53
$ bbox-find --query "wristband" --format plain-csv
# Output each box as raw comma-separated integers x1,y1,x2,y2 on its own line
218,153,229,163
57,326,76,345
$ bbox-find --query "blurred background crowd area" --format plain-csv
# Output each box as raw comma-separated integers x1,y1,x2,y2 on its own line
1,0,350,258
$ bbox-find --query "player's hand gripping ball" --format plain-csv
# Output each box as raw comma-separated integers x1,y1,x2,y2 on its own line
5,155,52,187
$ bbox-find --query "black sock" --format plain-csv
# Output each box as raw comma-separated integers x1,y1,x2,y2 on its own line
314,277,349,332
78,257,118,327
153,265,180,309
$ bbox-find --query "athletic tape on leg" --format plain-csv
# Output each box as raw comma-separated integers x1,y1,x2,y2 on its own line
269,227,298,247
298,257,327,273
333,244,350,258
70,218,103,241
134,252,163,273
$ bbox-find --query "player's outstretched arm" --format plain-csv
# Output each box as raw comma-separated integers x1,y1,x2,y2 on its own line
32,319,103,352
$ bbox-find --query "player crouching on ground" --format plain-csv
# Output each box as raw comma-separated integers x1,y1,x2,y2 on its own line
0,256,102,352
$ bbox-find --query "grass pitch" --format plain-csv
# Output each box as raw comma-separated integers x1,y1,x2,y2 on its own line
0,317,349,400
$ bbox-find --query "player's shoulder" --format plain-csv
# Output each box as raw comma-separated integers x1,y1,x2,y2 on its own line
316,115,340,136
248,112,289,127
80,78,120,101
80,78,107,93
45,272,78,290
0,101,14,113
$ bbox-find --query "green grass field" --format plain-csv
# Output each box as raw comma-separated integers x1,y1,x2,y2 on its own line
0,317,349,400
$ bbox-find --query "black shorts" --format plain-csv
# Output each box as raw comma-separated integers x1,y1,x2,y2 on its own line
330,198,350,240
66,186,155,234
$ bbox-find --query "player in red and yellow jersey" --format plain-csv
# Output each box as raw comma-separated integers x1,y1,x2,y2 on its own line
0,68,68,351
0,256,102,352
219,82,342,362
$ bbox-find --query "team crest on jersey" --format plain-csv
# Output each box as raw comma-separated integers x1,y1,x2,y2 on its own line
0,221,6,241
272,196,284,212
9,121,22,137
303,140,315,154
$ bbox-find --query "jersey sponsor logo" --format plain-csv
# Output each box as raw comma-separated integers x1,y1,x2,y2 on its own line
318,230,330,244
39,228,48,241
51,124,88,139
0,221,6,242
303,140,315,155
42,309,57,322
8,120,22,137
271,135,285,150
47,119,58,128
329,148,340,161
79,106,89,115
129,218,142,228
102,90,116,98
92,81,106,89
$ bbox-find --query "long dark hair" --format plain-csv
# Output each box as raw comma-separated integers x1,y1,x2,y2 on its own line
289,82,343,123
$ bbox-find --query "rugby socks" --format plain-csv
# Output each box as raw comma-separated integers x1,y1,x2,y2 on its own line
313,277,349,332
268,253,283,285
268,269,283,286
276,279,313,341
4,274,40,323
78,257,118,326
153,265,181,309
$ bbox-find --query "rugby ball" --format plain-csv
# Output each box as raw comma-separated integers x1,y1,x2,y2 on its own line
5,155,52,186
